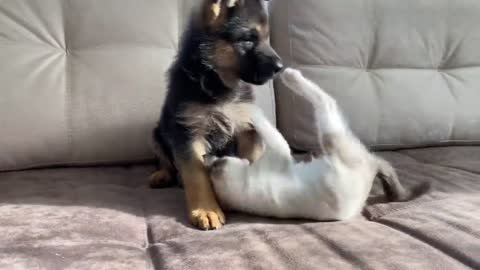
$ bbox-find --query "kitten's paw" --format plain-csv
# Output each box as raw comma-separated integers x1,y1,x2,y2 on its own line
293,150,323,163
203,154,219,168
204,155,228,181
281,68,304,89
209,157,229,180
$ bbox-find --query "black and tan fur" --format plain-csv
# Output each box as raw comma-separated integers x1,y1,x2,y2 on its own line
151,0,282,230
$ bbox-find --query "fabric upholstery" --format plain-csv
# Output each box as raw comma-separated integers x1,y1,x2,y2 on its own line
1,147,479,269
0,0,275,171
270,0,480,151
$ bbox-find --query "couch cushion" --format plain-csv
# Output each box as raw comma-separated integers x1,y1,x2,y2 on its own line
1,147,479,269
0,0,275,171
270,0,480,151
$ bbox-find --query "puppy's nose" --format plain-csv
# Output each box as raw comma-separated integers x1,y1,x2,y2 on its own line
272,59,284,74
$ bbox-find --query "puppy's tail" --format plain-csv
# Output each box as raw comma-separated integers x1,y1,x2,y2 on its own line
375,157,411,202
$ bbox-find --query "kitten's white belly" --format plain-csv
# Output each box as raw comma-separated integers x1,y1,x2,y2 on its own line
234,156,373,221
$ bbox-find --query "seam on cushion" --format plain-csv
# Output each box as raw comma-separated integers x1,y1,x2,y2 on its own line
0,40,67,51
69,45,176,52
372,219,479,269
268,81,276,126
295,64,480,71
368,194,480,221
265,4,276,124
366,0,378,70
370,141,480,151
368,3,381,145
286,0,297,141
139,187,155,270
301,225,371,270
369,70,382,145
2,239,145,250
0,156,154,173
288,140,480,153
392,151,480,193
439,71,458,142
145,242,168,248
64,6,74,165
0,5,53,46
177,0,182,48
396,151,480,177
140,191,151,250
442,18,470,71
65,51,73,164
252,228,298,268
373,140,480,147
367,198,452,220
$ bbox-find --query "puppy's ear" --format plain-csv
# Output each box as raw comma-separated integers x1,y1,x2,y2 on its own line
226,0,242,7
202,0,243,30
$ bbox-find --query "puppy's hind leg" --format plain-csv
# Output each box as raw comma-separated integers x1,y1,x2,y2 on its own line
150,130,176,188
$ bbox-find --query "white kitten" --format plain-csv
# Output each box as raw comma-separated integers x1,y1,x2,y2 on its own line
206,68,409,221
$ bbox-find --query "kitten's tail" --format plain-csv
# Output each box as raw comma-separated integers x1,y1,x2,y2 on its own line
375,156,431,202
375,157,411,202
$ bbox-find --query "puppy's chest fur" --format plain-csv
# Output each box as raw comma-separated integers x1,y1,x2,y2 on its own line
178,102,254,152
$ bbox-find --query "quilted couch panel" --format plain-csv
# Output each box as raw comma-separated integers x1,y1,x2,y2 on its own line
0,0,276,171
0,147,479,269
271,0,480,150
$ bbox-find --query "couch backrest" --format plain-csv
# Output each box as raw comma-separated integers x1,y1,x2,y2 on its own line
271,0,480,151
0,0,276,171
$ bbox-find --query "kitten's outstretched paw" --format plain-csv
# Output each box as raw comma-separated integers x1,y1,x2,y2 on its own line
280,68,304,89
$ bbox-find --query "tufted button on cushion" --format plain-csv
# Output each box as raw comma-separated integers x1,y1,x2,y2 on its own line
271,0,480,151
0,0,275,171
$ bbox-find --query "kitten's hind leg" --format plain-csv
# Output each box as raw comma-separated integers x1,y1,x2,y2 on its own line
280,68,347,137
281,68,364,165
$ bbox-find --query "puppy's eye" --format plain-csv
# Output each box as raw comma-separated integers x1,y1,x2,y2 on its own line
241,41,254,50
246,32,259,43
234,41,254,55
236,31,258,43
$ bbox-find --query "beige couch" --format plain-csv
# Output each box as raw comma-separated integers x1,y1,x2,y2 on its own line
1,0,479,269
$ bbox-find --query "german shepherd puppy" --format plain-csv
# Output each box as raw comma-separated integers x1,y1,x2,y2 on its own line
151,0,282,230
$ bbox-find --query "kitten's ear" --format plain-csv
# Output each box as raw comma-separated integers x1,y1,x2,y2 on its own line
201,0,243,30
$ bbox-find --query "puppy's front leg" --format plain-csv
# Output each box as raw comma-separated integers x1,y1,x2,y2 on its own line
177,139,225,230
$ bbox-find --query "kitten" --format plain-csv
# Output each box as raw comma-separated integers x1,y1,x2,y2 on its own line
205,68,410,221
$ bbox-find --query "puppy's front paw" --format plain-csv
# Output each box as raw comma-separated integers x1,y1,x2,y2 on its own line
190,208,226,230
